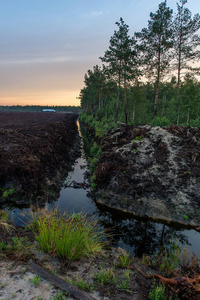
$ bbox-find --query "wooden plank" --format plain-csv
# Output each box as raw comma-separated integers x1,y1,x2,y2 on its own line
28,262,97,300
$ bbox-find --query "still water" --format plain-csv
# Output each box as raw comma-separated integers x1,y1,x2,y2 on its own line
10,132,200,258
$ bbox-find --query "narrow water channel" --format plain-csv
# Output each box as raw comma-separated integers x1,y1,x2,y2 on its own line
10,122,200,259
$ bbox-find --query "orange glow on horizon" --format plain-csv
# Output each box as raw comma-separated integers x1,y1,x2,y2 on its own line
0,90,81,107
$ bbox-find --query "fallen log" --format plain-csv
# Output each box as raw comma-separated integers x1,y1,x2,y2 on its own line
28,262,96,300
65,180,85,189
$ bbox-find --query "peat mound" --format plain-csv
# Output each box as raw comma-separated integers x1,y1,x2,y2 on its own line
0,112,80,205
94,123,200,228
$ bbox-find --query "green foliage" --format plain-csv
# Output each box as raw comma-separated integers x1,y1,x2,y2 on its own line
0,210,9,222
49,188,56,197
9,236,30,252
79,2,200,126
152,242,183,276
149,281,166,300
134,136,143,141
50,290,66,300
29,274,41,286
2,188,16,200
66,275,94,292
150,117,170,127
94,268,116,285
117,279,131,292
30,210,105,261
91,182,97,191
0,241,6,251
189,118,200,127
117,253,133,268
0,236,32,259
90,142,102,158
89,157,99,173
117,270,133,294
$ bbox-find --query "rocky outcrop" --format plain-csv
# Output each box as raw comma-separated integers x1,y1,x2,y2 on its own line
94,124,200,229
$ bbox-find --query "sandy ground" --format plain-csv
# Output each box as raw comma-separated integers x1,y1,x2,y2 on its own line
0,261,67,300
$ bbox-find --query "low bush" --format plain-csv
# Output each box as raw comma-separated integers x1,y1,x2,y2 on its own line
150,117,170,127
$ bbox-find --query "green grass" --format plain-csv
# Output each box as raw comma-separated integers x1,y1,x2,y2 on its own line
117,253,133,268
65,275,94,292
30,210,106,261
0,210,9,222
0,236,32,259
0,209,14,233
149,281,166,300
50,290,66,300
2,188,16,199
29,274,41,286
152,242,183,276
93,268,116,285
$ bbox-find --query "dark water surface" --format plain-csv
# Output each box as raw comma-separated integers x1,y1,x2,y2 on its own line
10,125,200,259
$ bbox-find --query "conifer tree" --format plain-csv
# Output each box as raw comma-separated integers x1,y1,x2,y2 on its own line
84,65,106,121
100,18,138,124
173,0,200,124
135,1,173,116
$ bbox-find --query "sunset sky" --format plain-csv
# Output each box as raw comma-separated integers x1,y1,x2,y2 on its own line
0,0,199,107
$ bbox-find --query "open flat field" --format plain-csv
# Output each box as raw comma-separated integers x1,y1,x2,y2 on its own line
0,111,80,205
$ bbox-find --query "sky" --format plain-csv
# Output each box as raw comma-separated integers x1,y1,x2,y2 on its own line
0,0,199,107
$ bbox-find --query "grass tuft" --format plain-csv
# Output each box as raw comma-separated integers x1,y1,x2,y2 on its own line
0,210,14,233
29,209,106,261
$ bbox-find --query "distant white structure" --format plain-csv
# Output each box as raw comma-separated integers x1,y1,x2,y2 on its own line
42,109,56,112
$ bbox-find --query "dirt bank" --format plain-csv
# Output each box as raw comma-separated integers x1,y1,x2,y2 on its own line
0,112,80,206
93,124,200,229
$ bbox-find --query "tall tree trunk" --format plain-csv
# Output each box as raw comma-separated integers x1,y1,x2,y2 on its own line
124,77,128,125
154,42,161,116
161,93,166,117
154,82,159,116
176,34,182,125
115,90,120,122
98,89,102,121
115,61,122,123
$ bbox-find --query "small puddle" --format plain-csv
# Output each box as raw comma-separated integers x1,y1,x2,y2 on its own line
9,121,200,259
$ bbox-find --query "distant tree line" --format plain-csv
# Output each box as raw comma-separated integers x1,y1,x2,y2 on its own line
0,105,81,113
80,0,200,127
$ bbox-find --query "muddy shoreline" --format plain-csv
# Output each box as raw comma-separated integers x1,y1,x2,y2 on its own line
0,112,81,206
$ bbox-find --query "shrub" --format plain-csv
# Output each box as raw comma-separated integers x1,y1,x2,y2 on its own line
150,117,170,127
89,157,99,172
189,118,200,127
90,142,102,158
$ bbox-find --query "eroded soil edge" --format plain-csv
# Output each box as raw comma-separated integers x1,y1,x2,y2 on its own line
92,124,200,229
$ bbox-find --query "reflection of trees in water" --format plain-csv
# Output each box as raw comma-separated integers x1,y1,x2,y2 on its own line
98,212,190,257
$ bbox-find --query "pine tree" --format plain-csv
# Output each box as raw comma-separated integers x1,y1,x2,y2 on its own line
135,1,173,116
173,0,200,124
84,65,106,121
100,18,139,124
